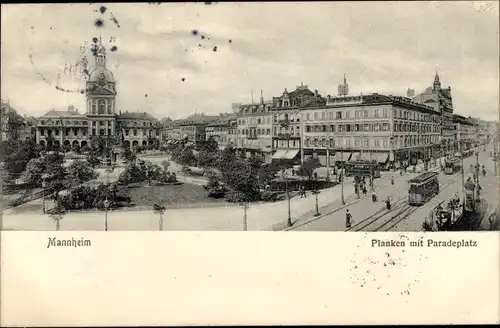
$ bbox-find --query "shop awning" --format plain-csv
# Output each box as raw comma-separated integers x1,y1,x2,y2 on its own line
282,149,299,159
335,152,351,162
374,152,389,163
350,152,360,161
358,152,371,161
272,149,288,159
261,147,273,153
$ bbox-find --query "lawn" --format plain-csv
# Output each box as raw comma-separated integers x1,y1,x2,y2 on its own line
127,182,226,207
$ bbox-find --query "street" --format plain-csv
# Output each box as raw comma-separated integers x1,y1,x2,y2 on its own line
291,150,498,231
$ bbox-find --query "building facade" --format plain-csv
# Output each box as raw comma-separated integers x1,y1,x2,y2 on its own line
300,93,441,169
235,94,274,162
178,113,218,145
270,84,326,163
205,114,237,151
453,114,478,152
413,72,454,154
35,40,162,154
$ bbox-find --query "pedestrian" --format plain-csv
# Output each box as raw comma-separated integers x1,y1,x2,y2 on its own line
385,196,391,211
345,209,352,228
391,176,394,185
371,190,377,203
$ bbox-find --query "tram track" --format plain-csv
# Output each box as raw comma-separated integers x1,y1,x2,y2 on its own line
372,172,465,232
351,171,463,232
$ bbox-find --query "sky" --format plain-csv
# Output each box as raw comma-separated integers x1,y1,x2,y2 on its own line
1,2,499,121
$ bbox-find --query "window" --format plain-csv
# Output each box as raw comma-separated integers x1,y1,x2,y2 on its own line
355,110,360,118
108,129,111,135
257,118,261,124
82,129,86,136
65,129,69,136
330,125,335,133
314,112,318,120
305,138,310,147
322,125,326,132
306,125,311,132
383,108,388,117
363,124,370,131
382,123,389,131
345,111,351,118
315,125,320,132
355,124,360,132
321,139,326,147
313,139,318,147
321,112,325,120
125,129,129,136
374,139,380,147
383,139,388,148
306,113,310,121
41,129,45,136
355,138,360,147
336,112,342,119
329,112,334,120
374,124,380,131
339,125,345,132
134,129,137,136
364,139,369,147
346,124,351,132
329,139,335,148
374,109,380,117
363,110,368,118
55,130,59,136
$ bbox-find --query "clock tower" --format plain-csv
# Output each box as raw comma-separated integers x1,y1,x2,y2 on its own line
85,38,117,139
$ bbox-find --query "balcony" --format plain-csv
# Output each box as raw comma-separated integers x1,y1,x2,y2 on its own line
278,119,290,126
275,133,300,140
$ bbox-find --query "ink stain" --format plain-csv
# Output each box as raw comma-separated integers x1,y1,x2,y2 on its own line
145,94,148,98
99,6,107,14
110,46,118,52
191,29,199,36
94,19,104,28
31,26,35,30
198,44,202,47
181,78,186,82
201,35,205,40
92,37,99,43
111,17,121,28
229,39,232,43
213,46,217,52
80,90,85,94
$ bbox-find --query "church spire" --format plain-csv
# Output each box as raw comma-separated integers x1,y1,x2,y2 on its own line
344,73,347,84
260,89,264,104
433,70,441,91
95,36,107,68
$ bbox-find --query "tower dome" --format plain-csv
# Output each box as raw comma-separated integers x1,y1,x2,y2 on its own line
88,67,115,83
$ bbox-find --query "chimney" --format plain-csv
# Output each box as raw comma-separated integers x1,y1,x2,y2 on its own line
314,89,318,96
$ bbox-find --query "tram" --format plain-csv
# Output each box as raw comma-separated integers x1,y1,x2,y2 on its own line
408,171,440,206
344,160,381,179
444,157,461,175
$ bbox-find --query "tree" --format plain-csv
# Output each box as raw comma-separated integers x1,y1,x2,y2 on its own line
221,157,260,202
160,160,170,172
297,158,321,180
176,147,196,166
153,204,166,231
49,204,66,231
0,139,40,177
22,152,65,191
197,150,217,168
86,149,101,168
65,160,99,188
203,136,219,153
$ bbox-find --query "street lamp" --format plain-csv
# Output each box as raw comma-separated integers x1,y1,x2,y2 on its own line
103,198,109,231
389,136,395,172
240,202,249,231
153,204,166,231
312,176,320,217
42,178,47,214
284,170,292,227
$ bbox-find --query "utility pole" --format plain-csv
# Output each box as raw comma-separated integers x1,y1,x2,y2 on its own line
460,151,465,211
340,146,345,205
369,151,374,191
285,170,292,227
